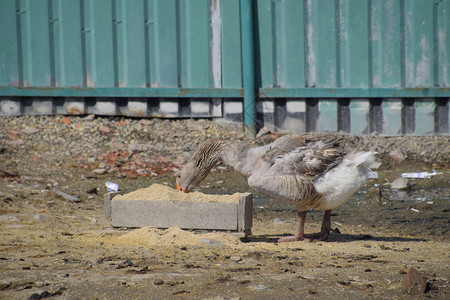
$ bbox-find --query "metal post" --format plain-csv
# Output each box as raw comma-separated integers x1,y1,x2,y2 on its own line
240,0,257,138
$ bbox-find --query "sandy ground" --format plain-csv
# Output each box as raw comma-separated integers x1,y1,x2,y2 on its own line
0,116,449,299
0,166,449,300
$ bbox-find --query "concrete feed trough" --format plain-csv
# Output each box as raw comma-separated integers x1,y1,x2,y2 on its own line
104,184,253,237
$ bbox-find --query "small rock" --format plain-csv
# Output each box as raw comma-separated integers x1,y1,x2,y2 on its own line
250,284,270,290
123,259,133,267
23,126,39,134
229,255,242,262
154,280,164,286
139,119,153,126
389,148,404,163
39,291,51,298
52,188,81,203
92,168,107,175
62,117,71,125
403,268,428,295
390,177,409,190
29,293,41,300
83,114,95,120
99,126,112,134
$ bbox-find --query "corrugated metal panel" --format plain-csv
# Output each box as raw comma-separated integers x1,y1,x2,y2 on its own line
2,0,449,89
255,0,305,88
253,0,449,135
305,1,337,88
0,0,449,135
83,0,115,87
370,0,402,87
0,0,241,89
255,0,450,89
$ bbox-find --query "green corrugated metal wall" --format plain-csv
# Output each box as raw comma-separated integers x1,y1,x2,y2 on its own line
0,0,449,135
0,0,242,88
255,0,450,89
255,0,449,135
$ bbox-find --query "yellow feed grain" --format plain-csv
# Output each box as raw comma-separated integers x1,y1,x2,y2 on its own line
113,183,244,203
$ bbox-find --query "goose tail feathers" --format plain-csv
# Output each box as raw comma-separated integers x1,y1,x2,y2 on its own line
344,151,377,168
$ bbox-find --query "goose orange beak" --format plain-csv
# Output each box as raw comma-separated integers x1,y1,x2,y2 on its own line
176,182,186,193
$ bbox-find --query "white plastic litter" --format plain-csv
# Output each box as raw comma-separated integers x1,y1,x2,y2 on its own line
367,170,378,179
401,170,437,179
106,182,119,192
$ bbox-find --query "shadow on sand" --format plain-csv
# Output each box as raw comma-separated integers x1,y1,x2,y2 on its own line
242,232,427,244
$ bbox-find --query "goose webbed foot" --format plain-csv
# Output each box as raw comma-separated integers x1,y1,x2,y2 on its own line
277,234,307,243
305,229,330,241
307,209,332,241
278,209,332,243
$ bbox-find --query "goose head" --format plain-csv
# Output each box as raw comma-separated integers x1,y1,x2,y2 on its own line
176,139,226,193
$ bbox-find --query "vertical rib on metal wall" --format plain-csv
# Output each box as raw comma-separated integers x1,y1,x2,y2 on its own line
370,0,402,87
83,0,115,87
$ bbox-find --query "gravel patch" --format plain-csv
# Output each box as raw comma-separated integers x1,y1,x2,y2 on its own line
1,115,448,180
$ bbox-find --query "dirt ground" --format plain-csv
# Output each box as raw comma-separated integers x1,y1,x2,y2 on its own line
0,116,449,299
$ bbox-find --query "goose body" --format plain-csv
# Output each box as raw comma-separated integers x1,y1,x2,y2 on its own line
176,135,376,242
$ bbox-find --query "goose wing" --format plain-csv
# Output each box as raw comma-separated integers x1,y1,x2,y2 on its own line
264,135,345,178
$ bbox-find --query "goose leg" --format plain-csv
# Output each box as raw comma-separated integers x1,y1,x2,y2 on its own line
278,210,307,243
307,209,332,241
